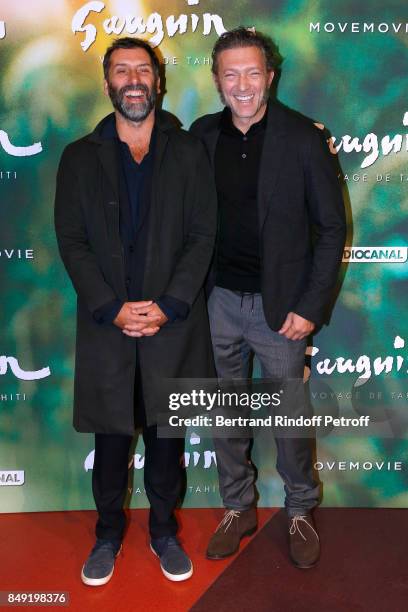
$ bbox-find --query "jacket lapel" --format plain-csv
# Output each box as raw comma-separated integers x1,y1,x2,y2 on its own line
202,126,220,169
257,101,287,231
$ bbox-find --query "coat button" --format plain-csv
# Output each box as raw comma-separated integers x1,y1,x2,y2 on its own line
129,245,134,253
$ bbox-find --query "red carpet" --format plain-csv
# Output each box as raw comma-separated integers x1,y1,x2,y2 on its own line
0,508,275,612
2,508,407,611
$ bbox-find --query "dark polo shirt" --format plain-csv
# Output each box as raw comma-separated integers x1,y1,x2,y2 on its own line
214,106,267,293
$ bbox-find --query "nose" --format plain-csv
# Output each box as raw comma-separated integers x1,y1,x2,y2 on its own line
128,69,143,85
237,73,250,91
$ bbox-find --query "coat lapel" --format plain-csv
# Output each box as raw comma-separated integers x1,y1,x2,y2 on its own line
97,139,120,200
257,101,287,231
143,124,169,291
97,139,127,299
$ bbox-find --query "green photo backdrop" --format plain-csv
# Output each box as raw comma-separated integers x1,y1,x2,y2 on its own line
1,0,408,512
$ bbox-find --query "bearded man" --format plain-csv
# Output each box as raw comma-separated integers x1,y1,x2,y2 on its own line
55,37,216,585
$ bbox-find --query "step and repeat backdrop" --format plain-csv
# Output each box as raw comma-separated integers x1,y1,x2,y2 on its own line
1,0,408,512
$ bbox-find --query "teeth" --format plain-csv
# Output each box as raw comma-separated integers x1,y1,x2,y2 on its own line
235,95,253,101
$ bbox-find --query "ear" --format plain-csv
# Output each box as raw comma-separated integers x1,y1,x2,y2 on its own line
103,79,109,97
267,70,275,87
156,76,161,95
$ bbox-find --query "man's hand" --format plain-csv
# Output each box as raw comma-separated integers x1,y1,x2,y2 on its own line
124,302,168,337
114,301,168,338
113,301,162,337
278,312,315,341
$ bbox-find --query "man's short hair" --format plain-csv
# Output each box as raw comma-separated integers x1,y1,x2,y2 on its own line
211,27,283,75
103,37,160,80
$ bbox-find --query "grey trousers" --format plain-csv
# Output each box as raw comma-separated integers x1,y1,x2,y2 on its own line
208,286,320,517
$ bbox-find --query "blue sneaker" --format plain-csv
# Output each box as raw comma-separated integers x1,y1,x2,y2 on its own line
81,539,122,586
150,536,193,582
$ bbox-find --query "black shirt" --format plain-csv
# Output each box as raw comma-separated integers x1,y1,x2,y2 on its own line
214,106,267,293
118,129,155,232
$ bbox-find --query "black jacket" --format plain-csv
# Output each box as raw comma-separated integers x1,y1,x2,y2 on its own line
190,99,347,330
55,110,217,434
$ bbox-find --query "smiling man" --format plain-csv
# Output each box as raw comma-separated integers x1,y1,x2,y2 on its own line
191,27,346,568
55,37,216,585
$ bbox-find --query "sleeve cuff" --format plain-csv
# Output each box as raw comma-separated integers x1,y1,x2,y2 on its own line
93,299,123,325
156,295,190,323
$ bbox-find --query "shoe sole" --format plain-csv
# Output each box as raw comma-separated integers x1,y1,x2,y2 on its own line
150,544,193,582
81,545,122,587
206,526,257,560
290,556,319,570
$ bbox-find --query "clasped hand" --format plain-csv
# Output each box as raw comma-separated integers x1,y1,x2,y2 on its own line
113,301,168,337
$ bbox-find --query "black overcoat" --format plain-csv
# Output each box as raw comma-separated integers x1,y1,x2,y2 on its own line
191,100,347,331
55,111,217,434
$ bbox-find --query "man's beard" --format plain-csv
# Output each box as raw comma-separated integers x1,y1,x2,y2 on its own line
107,82,157,122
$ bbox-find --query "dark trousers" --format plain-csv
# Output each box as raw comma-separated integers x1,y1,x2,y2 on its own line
92,368,184,541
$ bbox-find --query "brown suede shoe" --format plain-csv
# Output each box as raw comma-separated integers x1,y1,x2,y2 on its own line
206,508,257,560
288,513,320,569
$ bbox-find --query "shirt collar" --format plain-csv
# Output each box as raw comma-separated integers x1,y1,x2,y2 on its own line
220,103,268,137
100,113,156,160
